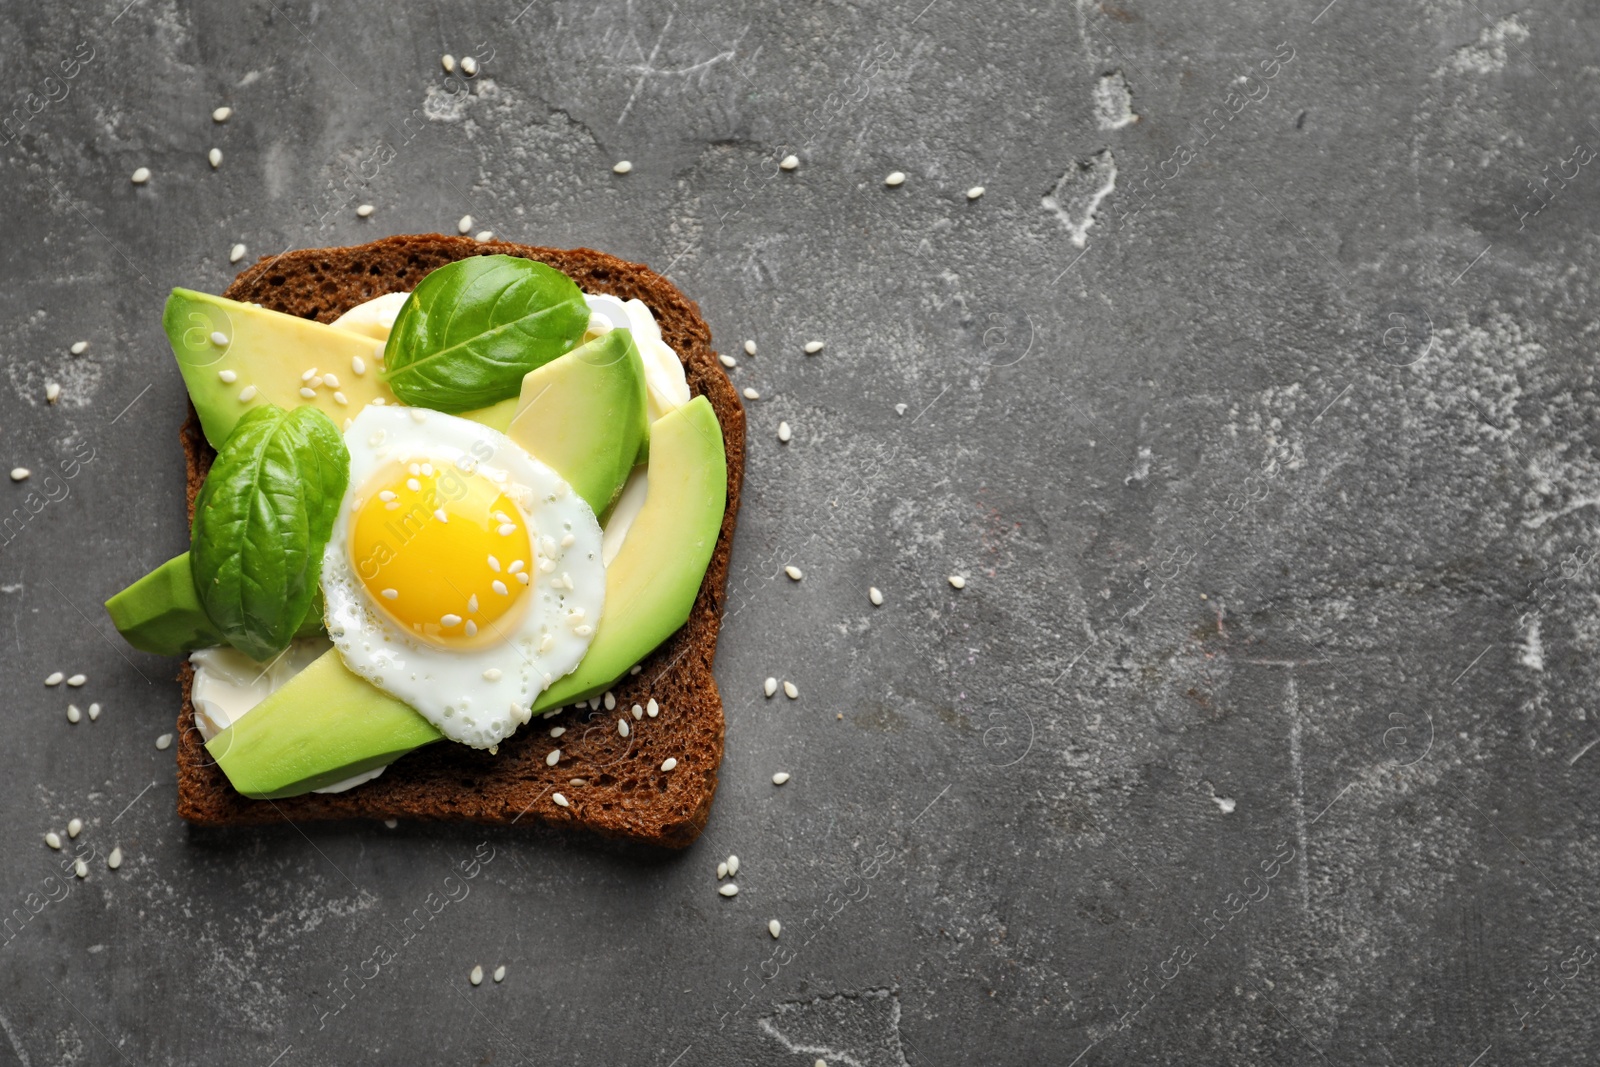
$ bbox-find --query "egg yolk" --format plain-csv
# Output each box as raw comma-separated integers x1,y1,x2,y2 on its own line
349,461,534,646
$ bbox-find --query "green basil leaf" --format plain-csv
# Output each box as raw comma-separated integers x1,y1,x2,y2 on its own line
191,404,350,661
382,255,590,412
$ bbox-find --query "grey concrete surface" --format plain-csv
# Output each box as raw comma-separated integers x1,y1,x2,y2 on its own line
2,0,1598,1063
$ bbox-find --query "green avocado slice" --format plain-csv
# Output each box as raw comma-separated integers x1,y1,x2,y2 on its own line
105,551,325,656
205,396,727,798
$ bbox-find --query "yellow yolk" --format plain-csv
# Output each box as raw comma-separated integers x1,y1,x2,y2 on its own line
349,461,534,646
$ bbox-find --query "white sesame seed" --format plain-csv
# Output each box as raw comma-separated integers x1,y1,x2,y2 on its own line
88,702,101,721
10,468,30,482
208,147,222,169
727,854,739,876
647,698,659,717
885,171,906,186
131,167,150,184
406,478,421,492
238,385,257,401
777,421,791,443
784,565,802,581
457,214,473,234
772,772,790,785
441,613,462,627
780,154,799,170
869,586,884,606
476,230,494,243
743,387,761,400
769,919,782,938
210,330,228,347
546,748,561,766
497,523,517,536
381,588,398,600
67,674,86,687
719,353,738,368
949,574,967,589
383,818,398,828
804,340,825,354
507,559,524,574
631,703,644,720
719,883,739,897
66,704,80,724
482,668,502,681
70,340,88,355
629,664,642,675
617,719,629,737
604,691,616,711
470,964,483,986
460,55,478,76
107,847,123,870
560,532,576,548
966,185,986,200
45,382,60,403
156,733,173,750
783,681,798,699
433,508,449,524
67,818,82,838
717,861,728,879
44,831,61,850
214,370,236,387
301,366,318,381
613,160,633,174
661,757,678,772
764,677,777,698
744,339,758,356
519,574,533,587
356,203,375,218
212,106,232,123
45,671,63,685
409,408,425,422
441,54,456,73
299,386,316,399
553,792,569,808
493,965,506,982
74,858,88,879
334,391,349,405
322,372,340,388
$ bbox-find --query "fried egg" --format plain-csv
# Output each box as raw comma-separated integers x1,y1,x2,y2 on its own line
320,405,605,748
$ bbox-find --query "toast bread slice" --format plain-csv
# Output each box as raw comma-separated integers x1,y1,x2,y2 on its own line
172,234,744,848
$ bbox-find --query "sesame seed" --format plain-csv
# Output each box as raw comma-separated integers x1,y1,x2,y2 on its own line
744,339,758,356
769,919,782,937
661,757,678,771
727,854,740,875
483,668,502,681
70,340,88,355
475,230,494,243
613,160,633,174
156,733,172,750
546,749,561,766
517,573,532,586
210,330,228,346
465,620,478,637
778,421,791,443
441,54,456,73
631,703,643,720
966,185,986,200
784,565,802,581
549,725,565,738
301,367,318,381
538,633,554,653
507,559,524,574
356,204,375,218
334,391,349,405
604,691,616,711
764,677,777,698
66,705,80,724
434,508,449,524
299,387,316,399
719,353,738,368
617,719,629,737
497,523,517,536
460,55,478,77
869,586,884,606
493,965,506,982
647,698,659,717
719,883,739,897
208,147,222,168
409,408,426,422
783,681,798,699
323,373,340,388
67,818,82,838
441,613,462,627
406,478,421,492
780,154,799,170
10,468,30,482
560,532,575,548
470,964,483,986
74,858,87,879
45,671,63,685
553,792,569,808
743,387,761,400
804,340,825,354
212,106,232,122
131,167,150,184
383,818,398,828
717,861,728,879
216,369,237,385
457,214,473,234
381,588,398,600
88,702,101,721
67,674,86,687
46,382,60,403
772,772,790,785
885,171,906,186
949,574,967,589
629,664,642,675
44,831,61,850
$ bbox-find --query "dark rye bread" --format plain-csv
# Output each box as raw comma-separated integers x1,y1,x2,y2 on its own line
173,234,744,848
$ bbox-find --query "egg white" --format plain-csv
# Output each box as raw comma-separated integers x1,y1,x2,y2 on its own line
320,405,605,748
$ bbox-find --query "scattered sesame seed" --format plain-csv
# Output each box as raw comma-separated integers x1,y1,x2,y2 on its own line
777,421,791,443
719,353,737,368
323,373,340,388
632,703,643,720
783,681,798,699
949,574,967,589
727,854,740,876
44,671,63,685
764,677,777,698
661,757,678,772
482,668,502,681
334,391,349,405
885,171,906,187
647,698,659,717
208,147,222,169
460,55,479,77
549,725,565,738
561,533,575,548
107,847,122,870
613,160,633,174
156,733,173,750
966,185,986,200
493,965,506,983
784,565,803,581
780,154,799,170
717,861,728,879
356,203,375,218
383,818,398,828
67,674,85,687
630,664,642,675
130,167,150,184
66,705,81,724
70,340,88,355
546,749,561,766
298,386,316,400
497,523,517,536
44,831,61,850
744,339,758,356
869,586,884,606
772,772,790,785
618,719,630,737
770,919,782,937
381,588,398,600
67,818,82,838
212,106,232,123
457,214,473,234
88,702,101,721
10,468,30,482
441,54,456,73
238,385,257,401
74,858,88,879
719,883,739,897
553,792,569,808
743,387,761,400
816,1060,828,1067
475,230,494,242
604,691,616,711
210,330,228,347
441,613,462,627
470,964,483,986
301,367,318,382
804,340,824,354
45,382,60,403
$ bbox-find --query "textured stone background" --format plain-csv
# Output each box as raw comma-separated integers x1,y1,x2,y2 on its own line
3,0,1599,1063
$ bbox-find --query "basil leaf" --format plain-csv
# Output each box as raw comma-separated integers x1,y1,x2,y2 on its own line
191,404,350,661
382,255,590,412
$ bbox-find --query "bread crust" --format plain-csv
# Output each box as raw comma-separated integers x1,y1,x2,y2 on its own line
173,235,744,848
